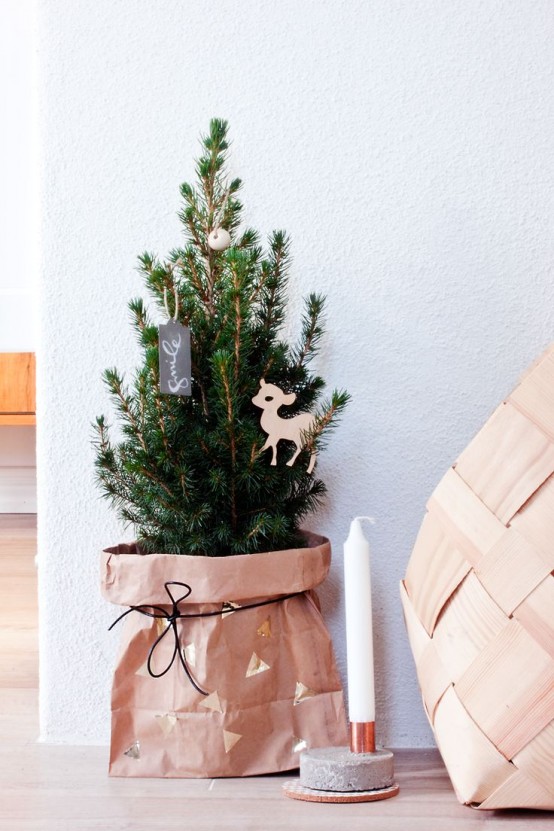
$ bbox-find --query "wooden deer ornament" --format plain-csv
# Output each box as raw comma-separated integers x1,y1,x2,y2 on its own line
252,379,317,474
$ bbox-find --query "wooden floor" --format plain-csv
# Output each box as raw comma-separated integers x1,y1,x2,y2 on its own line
0,515,551,830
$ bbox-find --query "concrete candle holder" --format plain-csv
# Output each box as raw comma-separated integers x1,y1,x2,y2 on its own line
283,722,399,803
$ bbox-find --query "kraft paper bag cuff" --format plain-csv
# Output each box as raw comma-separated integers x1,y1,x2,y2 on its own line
101,531,331,606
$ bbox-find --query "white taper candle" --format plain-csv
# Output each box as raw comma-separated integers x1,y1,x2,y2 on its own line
343,516,375,723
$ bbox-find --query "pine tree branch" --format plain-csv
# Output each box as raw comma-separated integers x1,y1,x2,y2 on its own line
256,232,290,334
183,248,210,314
229,259,243,381
216,353,237,532
246,515,267,541
119,447,173,511
104,370,148,453
138,465,175,499
93,418,137,511
294,293,325,368
303,390,351,455
202,122,230,314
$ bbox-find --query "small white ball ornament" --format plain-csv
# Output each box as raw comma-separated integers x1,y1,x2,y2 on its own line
208,228,231,251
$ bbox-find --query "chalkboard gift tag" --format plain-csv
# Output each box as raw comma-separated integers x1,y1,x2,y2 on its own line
159,321,191,396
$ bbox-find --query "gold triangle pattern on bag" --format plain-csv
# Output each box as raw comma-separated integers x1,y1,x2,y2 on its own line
245,652,271,677
200,690,223,713
156,617,170,637
183,643,196,667
154,713,178,737
223,730,242,753
257,617,272,638
123,740,140,760
292,736,308,753
135,661,150,677
294,681,317,705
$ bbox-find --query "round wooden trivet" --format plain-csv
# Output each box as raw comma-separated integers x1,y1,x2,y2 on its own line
282,780,400,803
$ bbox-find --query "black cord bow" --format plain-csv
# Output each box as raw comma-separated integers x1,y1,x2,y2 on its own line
109,580,303,695
109,581,209,695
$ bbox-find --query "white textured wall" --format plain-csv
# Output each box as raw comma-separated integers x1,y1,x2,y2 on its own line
38,0,554,746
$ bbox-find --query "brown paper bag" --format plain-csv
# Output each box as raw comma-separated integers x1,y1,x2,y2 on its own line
101,532,348,777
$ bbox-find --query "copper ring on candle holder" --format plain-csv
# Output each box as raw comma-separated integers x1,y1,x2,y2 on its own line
350,721,376,754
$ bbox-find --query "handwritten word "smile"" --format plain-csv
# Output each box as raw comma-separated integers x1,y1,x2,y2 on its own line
162,333,190,393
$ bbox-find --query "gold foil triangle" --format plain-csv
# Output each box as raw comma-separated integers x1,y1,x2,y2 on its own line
257,617,272,638
223,730,242,753
183,642,196,667
200,690,223,713
294,681,317,705
245,652,270,677
154,713,177,737
222,601,241,618
292,736,308,753
135,661,150,677
123,740,140,760
156,617,170,637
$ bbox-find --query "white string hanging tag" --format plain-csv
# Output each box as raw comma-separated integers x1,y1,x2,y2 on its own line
163,283,179,322
208,187,232,251
159,262,191,397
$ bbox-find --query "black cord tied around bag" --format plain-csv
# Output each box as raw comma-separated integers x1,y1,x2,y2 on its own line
109,580,303,695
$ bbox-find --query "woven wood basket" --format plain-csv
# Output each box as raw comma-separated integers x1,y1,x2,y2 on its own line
401,345,554,810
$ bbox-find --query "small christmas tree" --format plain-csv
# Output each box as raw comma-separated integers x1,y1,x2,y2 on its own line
94,119,348,556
